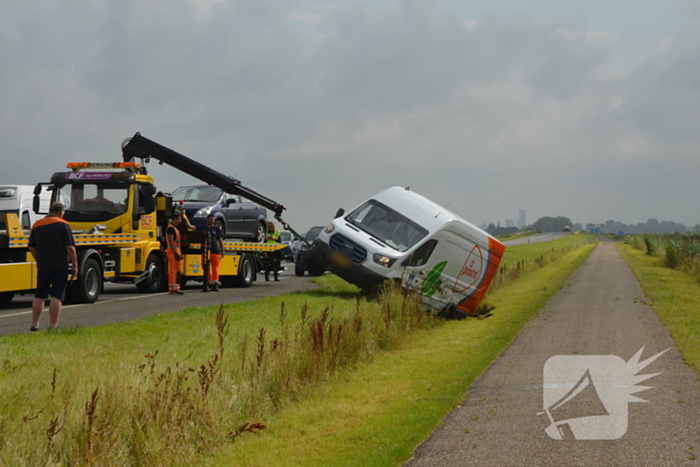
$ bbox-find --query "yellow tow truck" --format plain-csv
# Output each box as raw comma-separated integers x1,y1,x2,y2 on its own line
0,134,288,304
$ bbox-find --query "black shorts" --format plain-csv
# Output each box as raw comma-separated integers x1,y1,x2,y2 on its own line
35,269,69,301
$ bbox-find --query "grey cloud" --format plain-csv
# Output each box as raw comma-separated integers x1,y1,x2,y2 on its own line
2,0,699,229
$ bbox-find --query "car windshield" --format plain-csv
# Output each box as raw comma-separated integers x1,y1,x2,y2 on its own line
344,200,428,252
171,186,223,203
306,226,323,242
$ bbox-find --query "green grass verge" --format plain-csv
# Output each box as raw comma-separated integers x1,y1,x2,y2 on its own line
206,242,597,466
617,243,700,376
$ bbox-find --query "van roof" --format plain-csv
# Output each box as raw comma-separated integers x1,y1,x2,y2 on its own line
371,186,497,243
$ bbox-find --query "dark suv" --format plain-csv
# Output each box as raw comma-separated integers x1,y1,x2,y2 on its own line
171,184,267,242
293,226,325,276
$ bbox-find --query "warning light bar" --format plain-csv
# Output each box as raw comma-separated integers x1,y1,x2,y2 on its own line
67,162,142,169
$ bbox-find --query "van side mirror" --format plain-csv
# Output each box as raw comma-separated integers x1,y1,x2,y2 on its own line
335,208,345,219
226,198,237,206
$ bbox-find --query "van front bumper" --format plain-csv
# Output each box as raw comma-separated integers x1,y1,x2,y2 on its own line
310,240,387,290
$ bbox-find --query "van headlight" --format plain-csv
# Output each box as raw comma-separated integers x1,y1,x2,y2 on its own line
194,207,212,218
324,223,335,234
373,253,397,268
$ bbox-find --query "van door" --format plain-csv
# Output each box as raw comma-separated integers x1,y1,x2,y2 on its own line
401,238,440,295
402,234,482,310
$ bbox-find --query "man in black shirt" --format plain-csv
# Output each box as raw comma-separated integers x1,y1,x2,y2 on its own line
28,202,78,331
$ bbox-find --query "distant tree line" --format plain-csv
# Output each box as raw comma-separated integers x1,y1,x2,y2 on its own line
532,216,574,232
596,219,694,234
486,223,519,236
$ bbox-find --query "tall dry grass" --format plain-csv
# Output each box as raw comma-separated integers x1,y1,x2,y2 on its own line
0,287,435,466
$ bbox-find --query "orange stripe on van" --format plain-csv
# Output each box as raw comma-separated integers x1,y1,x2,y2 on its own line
456,237,506,316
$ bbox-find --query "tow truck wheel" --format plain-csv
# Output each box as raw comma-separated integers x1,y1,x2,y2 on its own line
137,254,164,293
0,292,14,304
294,263,305,277
232,253,255,288
74,258,102,303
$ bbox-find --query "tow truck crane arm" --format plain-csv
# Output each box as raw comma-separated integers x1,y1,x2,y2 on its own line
121,132,286,220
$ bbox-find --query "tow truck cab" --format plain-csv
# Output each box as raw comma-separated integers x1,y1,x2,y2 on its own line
40,162,161,237
30,162,170,300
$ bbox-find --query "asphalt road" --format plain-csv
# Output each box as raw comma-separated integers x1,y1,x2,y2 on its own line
0,266,316,336
407,242,700,466
502,231,570,246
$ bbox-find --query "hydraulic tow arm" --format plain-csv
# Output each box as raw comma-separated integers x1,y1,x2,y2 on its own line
121,132,286,221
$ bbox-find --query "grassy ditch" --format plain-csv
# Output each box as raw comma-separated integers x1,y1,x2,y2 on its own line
617,243,700,376
0,234,596,466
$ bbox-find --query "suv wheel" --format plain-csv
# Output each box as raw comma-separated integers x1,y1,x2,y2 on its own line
215,218,226,237
255,222,266,243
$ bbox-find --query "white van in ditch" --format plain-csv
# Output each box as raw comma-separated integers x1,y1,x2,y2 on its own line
309,186,506,319
0,185,51,232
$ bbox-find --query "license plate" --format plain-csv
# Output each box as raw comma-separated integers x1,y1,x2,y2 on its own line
330,251,353,269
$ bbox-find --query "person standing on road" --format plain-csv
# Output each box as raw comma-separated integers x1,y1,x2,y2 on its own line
166,213,185,295
28,202,78,331
264,221,281,282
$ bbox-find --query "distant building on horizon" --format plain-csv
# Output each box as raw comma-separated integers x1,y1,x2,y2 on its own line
505,219,514,227
517,209,526,229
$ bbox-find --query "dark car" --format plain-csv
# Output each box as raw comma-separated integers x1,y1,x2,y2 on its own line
171,184,267,242
294,226,325,276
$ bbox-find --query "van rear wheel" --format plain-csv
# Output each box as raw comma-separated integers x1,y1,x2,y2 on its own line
440,303,458,320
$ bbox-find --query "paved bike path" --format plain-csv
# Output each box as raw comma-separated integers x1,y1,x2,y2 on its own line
407,243,700,466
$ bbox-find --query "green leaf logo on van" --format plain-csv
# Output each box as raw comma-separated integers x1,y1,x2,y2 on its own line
422,261,447,298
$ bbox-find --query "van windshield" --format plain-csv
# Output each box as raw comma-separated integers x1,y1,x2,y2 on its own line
345,200,428,252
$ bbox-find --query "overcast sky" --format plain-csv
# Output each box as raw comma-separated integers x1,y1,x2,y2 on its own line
2,0,699,230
